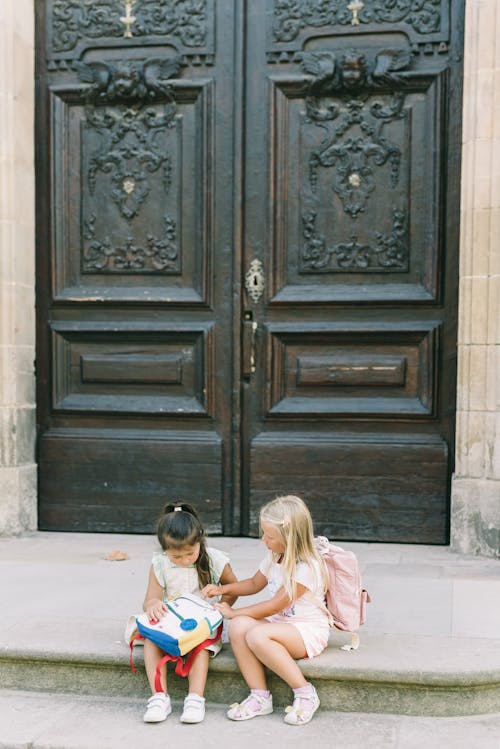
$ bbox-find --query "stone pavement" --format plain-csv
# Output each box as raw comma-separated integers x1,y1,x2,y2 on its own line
1,532,500,748
1,689,500,749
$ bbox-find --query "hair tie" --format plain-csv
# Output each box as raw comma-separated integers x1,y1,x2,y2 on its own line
174,506,182,512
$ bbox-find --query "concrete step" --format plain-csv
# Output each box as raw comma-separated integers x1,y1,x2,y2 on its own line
2,689,500,749
2,629,500,717
2,533,500,719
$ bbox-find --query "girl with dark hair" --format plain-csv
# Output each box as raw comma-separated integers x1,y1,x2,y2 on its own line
142,502,237,725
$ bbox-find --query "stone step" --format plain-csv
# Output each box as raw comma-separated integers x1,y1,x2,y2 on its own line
2,533,500,724
2,630,500,717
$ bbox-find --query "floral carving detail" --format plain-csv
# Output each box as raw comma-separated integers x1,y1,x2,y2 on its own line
76,57,181,273
301,50,409,218
83,214,178,272
272,0,442,44
308,100,405,218
78,59,179,224
85,106,175,221
299,47,412,274
301,210,408,271
51,0,209,54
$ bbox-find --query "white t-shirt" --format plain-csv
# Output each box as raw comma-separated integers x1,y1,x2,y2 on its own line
258,550,329,626
152,546,229,600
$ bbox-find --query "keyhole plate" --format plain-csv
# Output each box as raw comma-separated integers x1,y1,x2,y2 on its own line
245,259,265,303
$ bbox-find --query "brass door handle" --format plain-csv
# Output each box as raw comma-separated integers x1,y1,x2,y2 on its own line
242,314,258,379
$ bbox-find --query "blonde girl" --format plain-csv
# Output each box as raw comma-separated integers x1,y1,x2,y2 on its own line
142,502,237,724
202,495,329,726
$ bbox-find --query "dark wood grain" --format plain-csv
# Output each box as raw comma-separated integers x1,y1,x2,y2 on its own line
36,1,463,542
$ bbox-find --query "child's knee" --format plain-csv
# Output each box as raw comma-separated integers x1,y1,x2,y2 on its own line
229,615,254,641
144,639,162,656
245,625,267,650
193,647,210,663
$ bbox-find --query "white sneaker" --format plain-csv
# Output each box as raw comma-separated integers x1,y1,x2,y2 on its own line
180,693,206,723
143,692,172,723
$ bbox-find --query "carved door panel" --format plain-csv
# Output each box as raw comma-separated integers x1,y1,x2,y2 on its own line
36,1,237,532
36,1,462,541
241,1,463,542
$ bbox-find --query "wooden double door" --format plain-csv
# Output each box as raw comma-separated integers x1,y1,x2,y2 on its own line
36,0,463,540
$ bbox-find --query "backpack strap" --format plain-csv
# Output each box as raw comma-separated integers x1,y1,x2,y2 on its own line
341,633,360,651
153,622,223,692
315,595,335,627
314,597,360,651
129,632,145,673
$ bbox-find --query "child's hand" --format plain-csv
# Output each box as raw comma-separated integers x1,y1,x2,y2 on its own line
145,600,167,622
202,583,222,599
214,601,235,619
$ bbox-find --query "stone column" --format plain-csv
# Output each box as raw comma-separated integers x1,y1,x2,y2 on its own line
451,0,500,557
0,0,37,534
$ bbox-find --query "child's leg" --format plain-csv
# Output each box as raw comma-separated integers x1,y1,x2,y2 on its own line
229,615,268,689
245,622,321,725
144,639,168,694
187,647,210,696
143,640,172,723
180,648,210,724
244,621,308,689
226,617,275,721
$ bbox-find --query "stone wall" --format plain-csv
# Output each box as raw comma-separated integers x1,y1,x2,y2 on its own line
450,0,500,558
0,0,37,534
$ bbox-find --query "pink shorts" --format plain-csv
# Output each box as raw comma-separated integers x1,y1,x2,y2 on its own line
265,614,329,658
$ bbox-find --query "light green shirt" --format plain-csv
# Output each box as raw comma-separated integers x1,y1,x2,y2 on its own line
152,546,229,600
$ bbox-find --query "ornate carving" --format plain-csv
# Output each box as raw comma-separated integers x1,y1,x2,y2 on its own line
245,259,265,302
347,0,364,26
78,59,179,227
75,56,181,273
272,0,443,44
73,57,182,103
50,0,209,54
120,1,137,38
304,51,405,218
298,48,410,269
83,214,178,272
302,48,412,98
301,209,408,271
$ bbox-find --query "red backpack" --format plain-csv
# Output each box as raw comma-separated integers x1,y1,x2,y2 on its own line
314,536,371,651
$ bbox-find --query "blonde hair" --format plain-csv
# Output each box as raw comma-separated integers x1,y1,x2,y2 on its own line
259,495,328,601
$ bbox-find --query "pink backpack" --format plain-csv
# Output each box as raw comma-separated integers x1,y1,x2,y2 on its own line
315,536,371,650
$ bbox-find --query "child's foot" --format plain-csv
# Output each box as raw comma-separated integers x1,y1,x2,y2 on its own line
284,684,320,725
143,692,171,723
180,693,206,723
227,691,273,721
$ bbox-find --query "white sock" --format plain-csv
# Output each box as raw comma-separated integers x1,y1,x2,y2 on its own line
293,683,315,698
251,688,270,698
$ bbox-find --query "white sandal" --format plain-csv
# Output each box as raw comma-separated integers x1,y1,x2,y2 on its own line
227,692,273,721
284,687,320,725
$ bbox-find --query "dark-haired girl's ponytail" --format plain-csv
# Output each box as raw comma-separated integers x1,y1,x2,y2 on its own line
162,501,201,521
